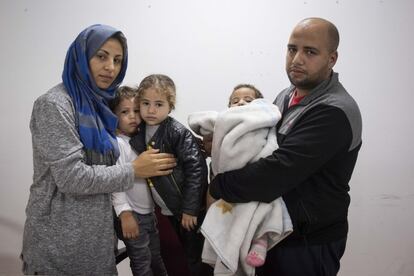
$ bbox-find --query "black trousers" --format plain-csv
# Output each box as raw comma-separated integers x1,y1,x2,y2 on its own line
256,237,347,276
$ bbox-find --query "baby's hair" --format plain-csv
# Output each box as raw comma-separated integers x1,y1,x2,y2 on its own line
137,74,176,110
228,84,263,106
109,85,138,112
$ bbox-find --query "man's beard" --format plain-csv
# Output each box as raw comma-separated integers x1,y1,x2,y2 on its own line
287,74,320,91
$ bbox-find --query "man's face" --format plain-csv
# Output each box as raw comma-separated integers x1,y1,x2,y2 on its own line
285,22,337,92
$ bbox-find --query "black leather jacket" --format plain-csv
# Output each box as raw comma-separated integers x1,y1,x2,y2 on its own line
130,116,208,221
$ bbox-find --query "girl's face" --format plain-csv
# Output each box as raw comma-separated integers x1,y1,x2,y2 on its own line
229,87,257,107
115,97,141,136
89,38,124,89
139,88,171,126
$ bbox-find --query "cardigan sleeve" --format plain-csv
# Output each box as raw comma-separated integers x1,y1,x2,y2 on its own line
209,104,353,203
30,93,134,195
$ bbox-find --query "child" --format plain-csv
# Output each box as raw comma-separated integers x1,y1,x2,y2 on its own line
129,74,209,276
188,84,292,275
228,83,264,107
111,86,168,276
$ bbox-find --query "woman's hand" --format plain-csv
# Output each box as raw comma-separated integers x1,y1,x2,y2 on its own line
119,211,139,239
181,213,197,231
132,148,176,178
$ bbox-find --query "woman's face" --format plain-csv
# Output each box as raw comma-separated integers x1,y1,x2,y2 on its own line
89,38,123,89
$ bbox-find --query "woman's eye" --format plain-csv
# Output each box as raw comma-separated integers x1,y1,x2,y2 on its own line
96,53,105,60
114,58,122,65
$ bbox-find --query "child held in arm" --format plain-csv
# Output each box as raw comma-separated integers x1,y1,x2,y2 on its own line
111,86,167,276
188,84,293,275
129,74,208,276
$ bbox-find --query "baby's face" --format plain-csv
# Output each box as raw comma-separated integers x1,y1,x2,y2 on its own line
229,88,257,107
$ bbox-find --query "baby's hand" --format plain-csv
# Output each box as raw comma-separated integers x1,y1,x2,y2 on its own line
181,213,197,231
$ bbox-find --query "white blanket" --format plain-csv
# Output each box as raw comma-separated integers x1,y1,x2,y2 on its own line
188,99,293,276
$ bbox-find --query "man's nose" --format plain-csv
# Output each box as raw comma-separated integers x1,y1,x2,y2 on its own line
292,51,304,65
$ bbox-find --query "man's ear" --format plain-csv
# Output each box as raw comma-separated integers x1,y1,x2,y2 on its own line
329,51,338,70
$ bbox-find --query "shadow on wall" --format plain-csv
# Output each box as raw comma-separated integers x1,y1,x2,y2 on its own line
0,216,24,275
0,254,23,275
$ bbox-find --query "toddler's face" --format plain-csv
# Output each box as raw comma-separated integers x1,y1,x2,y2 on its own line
139,88,171,126
229,88,257,107
115,97,141,136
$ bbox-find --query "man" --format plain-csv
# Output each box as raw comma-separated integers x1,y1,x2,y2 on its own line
209,17,362,276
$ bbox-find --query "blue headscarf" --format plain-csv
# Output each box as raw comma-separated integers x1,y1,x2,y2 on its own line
62,24,128,163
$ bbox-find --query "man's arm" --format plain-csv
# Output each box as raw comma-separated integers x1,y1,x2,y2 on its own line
209,105,353,203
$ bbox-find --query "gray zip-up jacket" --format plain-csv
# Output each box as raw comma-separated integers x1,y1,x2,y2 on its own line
22,83,134,275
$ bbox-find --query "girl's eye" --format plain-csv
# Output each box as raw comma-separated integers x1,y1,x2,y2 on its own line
156,103,164,108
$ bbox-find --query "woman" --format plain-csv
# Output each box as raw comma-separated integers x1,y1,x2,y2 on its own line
21,24,175,275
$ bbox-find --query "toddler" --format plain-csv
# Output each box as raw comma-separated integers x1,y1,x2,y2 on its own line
111,86,167,276
129,74,208,276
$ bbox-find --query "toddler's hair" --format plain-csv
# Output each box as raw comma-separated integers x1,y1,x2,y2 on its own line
137,74,176,110
228,84,263,106
109,86,138,112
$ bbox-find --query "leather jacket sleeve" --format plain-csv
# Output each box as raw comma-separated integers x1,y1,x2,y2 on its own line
166,119,208,216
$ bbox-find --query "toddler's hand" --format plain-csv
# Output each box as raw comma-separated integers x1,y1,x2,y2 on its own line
181,213,197,231
119,211,139,239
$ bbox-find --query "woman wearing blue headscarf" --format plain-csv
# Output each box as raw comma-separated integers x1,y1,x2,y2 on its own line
21,24,176,275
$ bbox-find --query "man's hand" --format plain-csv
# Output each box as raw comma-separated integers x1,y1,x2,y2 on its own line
202,134,213,157
119,211,139,239
132,148,176,178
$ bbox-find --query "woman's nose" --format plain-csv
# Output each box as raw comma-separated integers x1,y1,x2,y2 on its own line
104,60,115,71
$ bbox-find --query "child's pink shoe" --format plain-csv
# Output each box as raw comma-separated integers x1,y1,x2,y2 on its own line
245,251,265,267
245,239,267,267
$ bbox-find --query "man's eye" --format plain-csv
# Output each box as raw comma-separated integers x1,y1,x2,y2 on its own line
288,48,296,53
